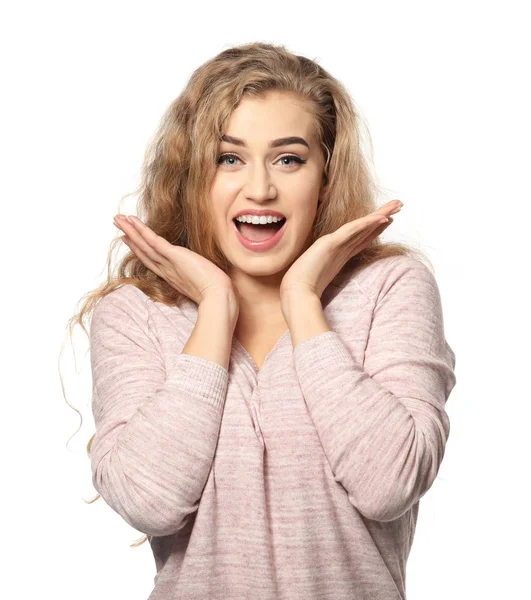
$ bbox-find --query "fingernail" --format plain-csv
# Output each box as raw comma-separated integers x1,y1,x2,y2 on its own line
378,217,389,224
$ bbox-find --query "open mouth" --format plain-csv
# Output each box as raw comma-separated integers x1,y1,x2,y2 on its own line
233,217,286,241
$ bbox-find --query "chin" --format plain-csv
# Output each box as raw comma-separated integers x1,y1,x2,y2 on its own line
229,256,289,278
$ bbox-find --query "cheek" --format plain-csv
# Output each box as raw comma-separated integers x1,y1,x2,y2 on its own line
209,191,231,225
293,173,322,201
291,189,320,220
212,174,241,196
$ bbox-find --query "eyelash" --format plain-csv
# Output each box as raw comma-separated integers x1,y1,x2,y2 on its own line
217,153,307,168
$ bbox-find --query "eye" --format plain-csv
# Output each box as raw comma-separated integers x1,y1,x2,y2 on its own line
278,155,307,167
217,153,242,167
217,153,307,168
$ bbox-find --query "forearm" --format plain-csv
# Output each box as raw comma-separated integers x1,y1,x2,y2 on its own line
284,263,456,523
90,288,236,536
91,352,229,536
291,331,450,522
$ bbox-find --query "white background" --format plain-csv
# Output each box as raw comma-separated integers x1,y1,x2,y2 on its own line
1,0,529,598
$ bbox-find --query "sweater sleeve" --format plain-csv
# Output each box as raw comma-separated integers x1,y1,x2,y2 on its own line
89,286,229,536
292,257,457,522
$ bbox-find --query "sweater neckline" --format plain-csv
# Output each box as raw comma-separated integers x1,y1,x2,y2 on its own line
177,296,291,374
178,279,343,374
231,328,291,374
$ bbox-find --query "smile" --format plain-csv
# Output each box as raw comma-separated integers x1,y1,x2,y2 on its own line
232,218,287,252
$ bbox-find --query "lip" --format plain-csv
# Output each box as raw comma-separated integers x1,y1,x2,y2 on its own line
232,218,287,252
233,208,286,219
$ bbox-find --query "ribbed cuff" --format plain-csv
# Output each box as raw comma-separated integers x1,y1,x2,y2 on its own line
293,330,353,386
165,353,229,410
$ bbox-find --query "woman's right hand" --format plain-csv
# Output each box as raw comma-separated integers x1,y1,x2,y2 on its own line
113,215,238,310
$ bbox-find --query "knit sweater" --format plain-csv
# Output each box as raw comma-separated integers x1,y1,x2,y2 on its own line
89,254,457,600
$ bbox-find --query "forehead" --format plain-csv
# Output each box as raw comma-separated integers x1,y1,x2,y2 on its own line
223,92,315,143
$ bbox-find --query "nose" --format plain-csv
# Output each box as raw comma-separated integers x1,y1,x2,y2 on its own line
243,163,277,202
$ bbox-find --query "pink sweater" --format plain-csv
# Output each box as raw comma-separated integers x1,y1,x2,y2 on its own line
89,254,457,599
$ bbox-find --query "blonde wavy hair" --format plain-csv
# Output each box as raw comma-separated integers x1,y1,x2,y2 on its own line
62,41,430,549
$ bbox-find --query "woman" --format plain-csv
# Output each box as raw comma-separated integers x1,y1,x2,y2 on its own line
82,42,457,599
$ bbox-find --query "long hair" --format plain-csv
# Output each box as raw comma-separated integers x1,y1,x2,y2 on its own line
61,41,430,548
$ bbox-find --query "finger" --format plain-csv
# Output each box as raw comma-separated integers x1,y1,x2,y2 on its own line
334,215,386,248
118,216,169,266
118,216,163,265
122,235,165,279
349,215,393,248
366,215,393,235
377,200,403,217
370,202,402,222
341,214,386,237
376,216,393,229
354,213,390,235
366,216,393,241
348,217,393,256
354,219,389,246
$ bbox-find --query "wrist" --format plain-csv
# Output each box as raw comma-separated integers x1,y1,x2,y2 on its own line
281,290,320,323
199,289,239,326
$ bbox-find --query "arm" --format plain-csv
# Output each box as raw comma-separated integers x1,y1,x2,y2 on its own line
89,286,236,536
288,257,457,522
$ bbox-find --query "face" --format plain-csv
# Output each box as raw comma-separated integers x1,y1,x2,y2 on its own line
209,90,326,280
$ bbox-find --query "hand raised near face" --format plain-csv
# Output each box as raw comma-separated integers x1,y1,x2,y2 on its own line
113,215,237,307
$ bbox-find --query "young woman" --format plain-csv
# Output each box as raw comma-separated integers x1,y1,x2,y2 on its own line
81,42,457,599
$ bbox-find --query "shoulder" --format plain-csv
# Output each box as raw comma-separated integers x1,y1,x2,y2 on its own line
344,255,439,305
91,284,152,333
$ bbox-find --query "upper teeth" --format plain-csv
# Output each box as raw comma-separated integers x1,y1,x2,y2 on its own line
235,215,284,224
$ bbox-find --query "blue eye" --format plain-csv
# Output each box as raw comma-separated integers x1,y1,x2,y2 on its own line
278,155,307,166
217,154,241,166
217,153,307,167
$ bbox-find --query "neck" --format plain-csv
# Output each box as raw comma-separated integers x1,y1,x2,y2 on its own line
229,268,287,328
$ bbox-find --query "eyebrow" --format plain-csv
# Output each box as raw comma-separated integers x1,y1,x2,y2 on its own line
220,134,309,149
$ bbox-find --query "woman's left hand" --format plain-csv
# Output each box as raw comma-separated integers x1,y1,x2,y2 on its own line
280,199,403,308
